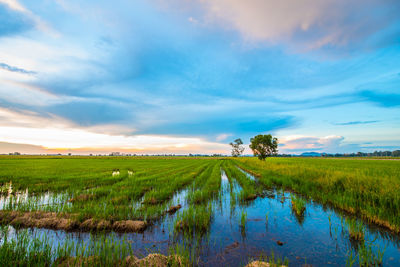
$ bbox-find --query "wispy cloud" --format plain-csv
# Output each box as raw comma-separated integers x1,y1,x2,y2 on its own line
216,133,232,142
0,62,36,75
0,0,57,35
279,135,345,153
171,0,400,52
0,2,33,36
335,120,379,126
359,91,400,107
0,141,49,154
0,0,26,12
0,125,230,153
0,106,229,154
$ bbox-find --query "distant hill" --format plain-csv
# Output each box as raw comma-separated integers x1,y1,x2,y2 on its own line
300,152,321,157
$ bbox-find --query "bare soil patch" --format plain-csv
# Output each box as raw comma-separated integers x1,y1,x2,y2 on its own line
0,210,146,233
56,253,185,267
167,204,182,214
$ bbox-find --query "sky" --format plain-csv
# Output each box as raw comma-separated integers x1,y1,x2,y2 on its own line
0,0,399,155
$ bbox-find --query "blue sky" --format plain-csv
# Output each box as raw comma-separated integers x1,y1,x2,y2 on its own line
0,0,399,154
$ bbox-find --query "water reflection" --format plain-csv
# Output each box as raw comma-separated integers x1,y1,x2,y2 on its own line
0,187,70,211
1,169,400,266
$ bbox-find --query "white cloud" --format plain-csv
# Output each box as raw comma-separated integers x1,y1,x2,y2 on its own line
0,0,25,12
0,125,230,153
0,107,63,128
175,0,400,51
0,126,193,149
0,107,229,153
0,79,78,107
0,0,57,35
279,135,345,153
216,133,232,141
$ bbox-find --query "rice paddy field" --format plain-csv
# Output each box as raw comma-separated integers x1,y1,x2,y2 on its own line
0,155,399,266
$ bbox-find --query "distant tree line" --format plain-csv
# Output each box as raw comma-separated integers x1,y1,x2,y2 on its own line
274,150,400,157
229,135,400,159
322,150,400,157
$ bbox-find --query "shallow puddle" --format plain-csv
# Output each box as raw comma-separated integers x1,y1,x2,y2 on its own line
237,167,256,181
2,169,400,266
0,189,71,211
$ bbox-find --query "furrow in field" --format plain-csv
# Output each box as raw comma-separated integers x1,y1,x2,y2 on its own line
222,161,259,203
172,161,222,236
68,162,211,221
234,157,400,233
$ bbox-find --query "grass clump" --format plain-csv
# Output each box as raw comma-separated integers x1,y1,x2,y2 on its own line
240,210,247,229
346,239,387,267
291,195,306,217
0,226,53,266
174,204,213,236
345,218,365,241
0,226,191,266
248,250,289,267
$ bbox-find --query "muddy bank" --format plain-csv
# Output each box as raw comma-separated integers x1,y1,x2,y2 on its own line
56,253,186,267
55,254,275,267
0,210,147,233
245,261,286,267
245,194,258,201
167,204,181,214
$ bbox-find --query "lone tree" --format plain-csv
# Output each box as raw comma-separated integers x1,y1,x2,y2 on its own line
249,134,278,160
230,138,245,157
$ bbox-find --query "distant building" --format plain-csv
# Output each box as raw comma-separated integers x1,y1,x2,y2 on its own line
110,152,121,156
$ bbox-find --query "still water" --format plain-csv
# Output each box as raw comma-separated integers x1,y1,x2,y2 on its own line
2,169,400,266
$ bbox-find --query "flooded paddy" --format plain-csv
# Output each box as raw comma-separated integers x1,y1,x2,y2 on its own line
1,166,399,266
0,187,71,211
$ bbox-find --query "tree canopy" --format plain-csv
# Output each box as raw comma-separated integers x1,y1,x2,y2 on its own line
249,134,278,160
229,138,245,157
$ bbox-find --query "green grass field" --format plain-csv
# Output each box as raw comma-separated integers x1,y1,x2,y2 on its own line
235,157,400,232
0,156,399,231
0,155,399,266
0,156,220,221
